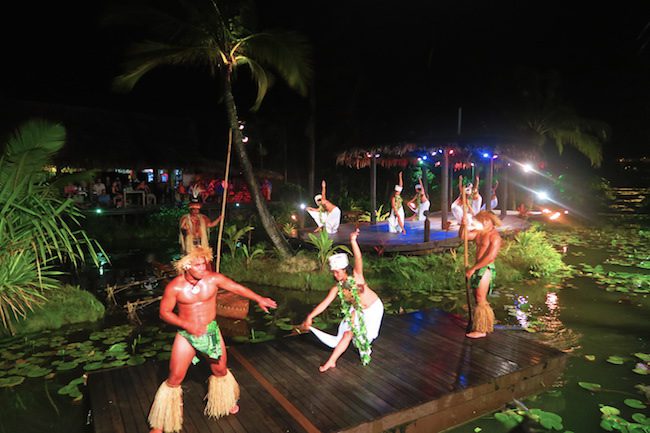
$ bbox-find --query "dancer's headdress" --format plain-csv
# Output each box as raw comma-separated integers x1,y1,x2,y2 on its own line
394,185,403,192
328,253,349,271
314,194,323,204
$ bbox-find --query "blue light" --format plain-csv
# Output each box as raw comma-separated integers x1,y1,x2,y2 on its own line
422,155,428,161
482,152,490,158
438,149,443,154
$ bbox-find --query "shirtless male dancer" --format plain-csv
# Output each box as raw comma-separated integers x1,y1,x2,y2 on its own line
459,211,502,338
148,247,276,433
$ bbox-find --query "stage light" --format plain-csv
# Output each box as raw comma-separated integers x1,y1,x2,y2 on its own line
482,152,490,158
492,154,498,159
291,214,297,221
536,191,549,201
95,208,102,214
522,163,533,173
449,149,454,155
550,212,561,220
242,136,249,143
422,155,428,161
235,202,240,207
375,153,380,158
438,149,443,154
299,203,306,210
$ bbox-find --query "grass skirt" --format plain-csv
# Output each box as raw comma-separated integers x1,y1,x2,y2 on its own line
148,381,183,432
472,302,495,333
205,370,240,419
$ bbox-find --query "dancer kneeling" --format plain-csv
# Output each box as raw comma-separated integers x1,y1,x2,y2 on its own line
148,247,277,433
302,229,384,372
459,211,502,339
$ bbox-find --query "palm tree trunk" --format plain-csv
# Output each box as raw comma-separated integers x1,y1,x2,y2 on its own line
223,75,292,258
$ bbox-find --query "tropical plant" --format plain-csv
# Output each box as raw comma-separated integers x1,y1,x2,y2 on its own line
358,205,390,222
240,243,265,268
282,222,297,237
223,224,254,258
111,0,312,258
512,69,609,167
305,231,352,270
0,120,103,333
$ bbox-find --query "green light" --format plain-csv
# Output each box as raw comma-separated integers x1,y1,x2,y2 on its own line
95,208,103,214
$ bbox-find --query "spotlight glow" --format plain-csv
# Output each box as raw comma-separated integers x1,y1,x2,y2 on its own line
536,191,549,201
299,203,306,210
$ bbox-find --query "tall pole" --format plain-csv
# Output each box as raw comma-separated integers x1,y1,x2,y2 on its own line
486,157,494,211
501,164,509,218
370,156,377,224
441,147,449,229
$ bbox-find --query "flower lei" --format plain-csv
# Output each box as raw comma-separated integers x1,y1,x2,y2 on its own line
394,195,403,210
337,277,372,365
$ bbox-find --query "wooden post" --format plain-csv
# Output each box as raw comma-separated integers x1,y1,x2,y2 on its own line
486,157,494,211
215,129,233,273
424,217,430,242
370,155,377,224
441,147,449,230
501,164,509,218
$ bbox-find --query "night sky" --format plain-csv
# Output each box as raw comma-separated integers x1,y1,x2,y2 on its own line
2,1,649,174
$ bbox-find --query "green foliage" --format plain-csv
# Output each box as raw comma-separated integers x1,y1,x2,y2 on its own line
358,205,390,222
7,285,105,335
0,120,103,333
241,244,266,268
499,226,568,279
306,230,352,270
223,224,255,258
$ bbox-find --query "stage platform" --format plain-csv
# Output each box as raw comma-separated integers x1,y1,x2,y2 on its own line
298,211,529,254
87,308,566,433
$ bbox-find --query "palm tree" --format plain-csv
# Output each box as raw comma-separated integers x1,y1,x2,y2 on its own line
0,120,103,333
514,70,609,167
111,0,311,257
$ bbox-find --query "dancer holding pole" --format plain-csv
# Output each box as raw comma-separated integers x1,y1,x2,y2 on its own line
459,176,502,339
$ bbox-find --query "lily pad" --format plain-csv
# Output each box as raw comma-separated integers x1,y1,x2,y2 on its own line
127,355,146,366
578,382,601,391
631,413,649,425
632,367,649,375
584,355,596,361
56,361,79,371
156,352,171,361
634,353,650,362
0,376,25,387
599,405,621,416
624,399,647,409
606,356,626,365
25,366,53,378
83,362,104,371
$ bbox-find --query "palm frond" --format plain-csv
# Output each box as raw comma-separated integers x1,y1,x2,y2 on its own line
235,56,269,111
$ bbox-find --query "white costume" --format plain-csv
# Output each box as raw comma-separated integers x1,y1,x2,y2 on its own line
451,184,482,226
388,185,405,233
309,253,384,361
309,299,384,360
307,194,341,234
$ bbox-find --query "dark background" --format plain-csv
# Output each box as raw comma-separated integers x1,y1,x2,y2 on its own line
1,0,649,184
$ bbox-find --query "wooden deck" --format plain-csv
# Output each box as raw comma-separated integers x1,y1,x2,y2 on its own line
298,211,529,254
88,309,566,433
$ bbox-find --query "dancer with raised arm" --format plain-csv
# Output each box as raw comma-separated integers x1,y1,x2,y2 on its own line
148,247,276,433
302,229,384,372
406,177,430,221
305,180,341,234
388,172,406,234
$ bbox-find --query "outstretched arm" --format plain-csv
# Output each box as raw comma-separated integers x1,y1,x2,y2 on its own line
419,177,428,200
398,171,403,188
215,274,277,312
350,229,363,277
302,286,338,328
321,180,327,201
206,214,223,228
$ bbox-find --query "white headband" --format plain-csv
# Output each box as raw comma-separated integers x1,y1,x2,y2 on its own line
314,194,322,204
394,185,403,192
415,184,422,190
328,253,349,271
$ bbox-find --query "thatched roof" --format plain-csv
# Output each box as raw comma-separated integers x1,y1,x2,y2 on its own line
336,136,543,170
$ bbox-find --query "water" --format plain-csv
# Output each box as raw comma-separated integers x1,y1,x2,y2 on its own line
1,189,649,433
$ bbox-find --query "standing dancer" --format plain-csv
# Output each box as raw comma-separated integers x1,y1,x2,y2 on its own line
305,180,341,234
459,210,502,338
388,171,406,234
301,229,384,372
148,247,276,433
451,175,482,229
407,177,430,221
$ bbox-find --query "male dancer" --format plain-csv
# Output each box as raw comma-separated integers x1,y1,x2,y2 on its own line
179,197,222,254
459,211,502,338
148,247,276,433
302,229,384,372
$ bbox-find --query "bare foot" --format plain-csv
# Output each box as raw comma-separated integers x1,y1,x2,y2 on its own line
401,230,407,235
466,331,487,339
229,404,240,415
319,361,336,372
